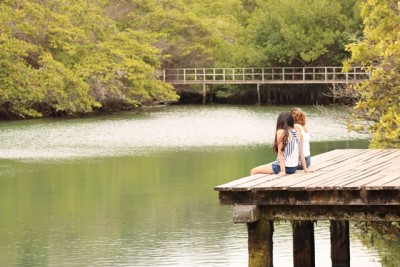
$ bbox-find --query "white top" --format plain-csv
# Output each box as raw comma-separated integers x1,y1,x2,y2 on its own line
298,124,311,157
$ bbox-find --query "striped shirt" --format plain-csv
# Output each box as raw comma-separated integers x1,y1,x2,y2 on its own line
274,129,301,168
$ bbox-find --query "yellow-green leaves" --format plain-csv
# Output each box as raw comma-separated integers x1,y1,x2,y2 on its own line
0,0,178,118
345,0,400,148
240,0,362,66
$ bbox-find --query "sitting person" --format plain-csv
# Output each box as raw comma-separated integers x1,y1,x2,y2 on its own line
291,107,311,172
250,111,306,175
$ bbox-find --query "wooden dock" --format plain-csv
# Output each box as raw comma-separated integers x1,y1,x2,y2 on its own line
214,149,400,267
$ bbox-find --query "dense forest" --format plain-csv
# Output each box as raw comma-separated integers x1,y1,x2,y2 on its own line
0,0,399,147
0,0,362,118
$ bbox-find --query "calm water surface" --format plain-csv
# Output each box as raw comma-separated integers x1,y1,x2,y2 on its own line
0,105,383,266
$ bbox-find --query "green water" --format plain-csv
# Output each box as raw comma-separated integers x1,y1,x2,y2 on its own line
0,105,384,266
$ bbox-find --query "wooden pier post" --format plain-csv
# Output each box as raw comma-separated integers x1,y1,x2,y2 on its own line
292,220,315,267
257,83,261,105
330,220,350,267
248,219,273,267
233,205,273,267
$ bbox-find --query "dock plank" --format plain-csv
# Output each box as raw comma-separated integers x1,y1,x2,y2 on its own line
351,150,400,171
310,149,369,171
214,173,269,191
364,165,400,189
381,177,400,189
253,172,312,190
216,149,400,195
292,170,354,191
230,174,283,191
342,163,400,189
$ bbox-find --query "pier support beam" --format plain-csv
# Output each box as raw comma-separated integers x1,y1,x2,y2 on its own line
330,220,350,267
247,219,273,267
292,220,315,267
257,83,261,105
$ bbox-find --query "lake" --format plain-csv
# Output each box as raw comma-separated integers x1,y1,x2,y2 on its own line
0,105,385,266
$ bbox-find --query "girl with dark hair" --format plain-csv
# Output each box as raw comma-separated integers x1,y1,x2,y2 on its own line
250,111,304,175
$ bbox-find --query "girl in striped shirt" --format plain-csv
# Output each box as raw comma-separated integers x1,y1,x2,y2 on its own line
251,111,306,175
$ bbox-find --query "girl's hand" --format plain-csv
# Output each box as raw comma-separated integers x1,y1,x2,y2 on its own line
278,171,286,176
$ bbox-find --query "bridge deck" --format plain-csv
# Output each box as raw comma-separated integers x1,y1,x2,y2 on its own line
162,67,369,85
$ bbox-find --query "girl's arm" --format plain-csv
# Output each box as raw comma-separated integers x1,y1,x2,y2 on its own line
276,129,286,175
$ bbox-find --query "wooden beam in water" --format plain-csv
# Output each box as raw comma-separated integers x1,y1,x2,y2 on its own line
292,220,315,267
330,220,350,267
248,219,274,267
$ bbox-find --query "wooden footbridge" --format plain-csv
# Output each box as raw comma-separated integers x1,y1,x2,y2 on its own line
161,67,369,84
214,149,400,267
161,67,369,104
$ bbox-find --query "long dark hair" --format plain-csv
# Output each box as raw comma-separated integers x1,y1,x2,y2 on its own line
272,112,294,153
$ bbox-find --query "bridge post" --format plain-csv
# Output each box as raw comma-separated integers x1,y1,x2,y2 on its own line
202,83,206,105
325,67,328,81
332,82,337,104
257,83,261,105
262,68,265,83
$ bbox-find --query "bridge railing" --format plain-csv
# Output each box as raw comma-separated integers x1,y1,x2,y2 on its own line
161,67,370,84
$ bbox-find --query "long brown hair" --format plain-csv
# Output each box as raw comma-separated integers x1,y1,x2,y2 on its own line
272,112,294,153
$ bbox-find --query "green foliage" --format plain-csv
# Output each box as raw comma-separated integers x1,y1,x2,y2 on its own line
236,0,362,66
182,0,248,67
345,0,400,148
0,0,178,118
0,0,367,118
354,222,400,266
120,0,218,68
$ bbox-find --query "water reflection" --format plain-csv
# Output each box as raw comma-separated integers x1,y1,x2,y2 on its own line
0,105,365,160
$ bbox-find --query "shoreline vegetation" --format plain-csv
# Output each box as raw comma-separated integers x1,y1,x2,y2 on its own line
0,85,349,120
0,0,361,120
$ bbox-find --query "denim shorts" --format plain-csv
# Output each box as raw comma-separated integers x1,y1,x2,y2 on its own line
272,163,297,174
297,156,311,170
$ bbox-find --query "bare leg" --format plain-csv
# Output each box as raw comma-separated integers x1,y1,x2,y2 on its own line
250,163,274,175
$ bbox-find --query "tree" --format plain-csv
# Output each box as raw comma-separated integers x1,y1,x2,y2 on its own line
0,0,178,118
119,0,218,68
235,0,362,66
0,0,97,118
344,0,400,148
